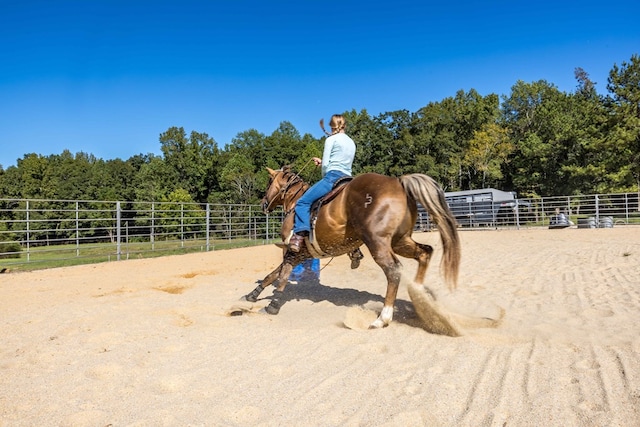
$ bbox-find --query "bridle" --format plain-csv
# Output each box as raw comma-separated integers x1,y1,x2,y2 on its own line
262,159,314,215
263,171,306,214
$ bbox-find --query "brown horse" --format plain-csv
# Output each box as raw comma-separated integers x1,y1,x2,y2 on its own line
243,166,461,328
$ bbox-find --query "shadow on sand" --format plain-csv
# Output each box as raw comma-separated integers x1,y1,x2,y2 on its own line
259,278,425,329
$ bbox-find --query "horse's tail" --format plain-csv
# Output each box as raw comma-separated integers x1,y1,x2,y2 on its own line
400,174,461,290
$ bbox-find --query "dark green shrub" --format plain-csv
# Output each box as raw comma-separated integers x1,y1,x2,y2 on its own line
0,242,22,259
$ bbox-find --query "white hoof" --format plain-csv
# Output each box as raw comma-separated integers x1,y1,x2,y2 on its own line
369,318,385,329
369,305,394,329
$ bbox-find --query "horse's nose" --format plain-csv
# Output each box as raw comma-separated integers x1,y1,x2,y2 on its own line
261,199,269,213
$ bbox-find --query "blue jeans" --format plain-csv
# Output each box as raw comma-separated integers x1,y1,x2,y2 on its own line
294,170,348,234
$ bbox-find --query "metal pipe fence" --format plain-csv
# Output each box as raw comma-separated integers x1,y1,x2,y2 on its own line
1,191,639,269
525,193,640,227
0,199,284,269
414,191,640,230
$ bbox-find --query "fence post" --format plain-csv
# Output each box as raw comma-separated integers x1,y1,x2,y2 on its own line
116,201,121,261
251,205,256,240
151,202,155,251
181,203,185,248
206,203,211,251
26,200,30,262
76,201,80,257
625,193,629,223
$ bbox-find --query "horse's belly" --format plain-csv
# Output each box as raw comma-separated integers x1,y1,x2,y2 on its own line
314,217,360,255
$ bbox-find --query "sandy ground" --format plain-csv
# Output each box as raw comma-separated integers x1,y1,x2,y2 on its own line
1,227,640,427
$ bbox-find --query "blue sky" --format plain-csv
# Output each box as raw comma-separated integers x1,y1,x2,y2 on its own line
1,0,638,168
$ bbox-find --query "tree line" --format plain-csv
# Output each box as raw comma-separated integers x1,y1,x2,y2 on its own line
1,54,638,207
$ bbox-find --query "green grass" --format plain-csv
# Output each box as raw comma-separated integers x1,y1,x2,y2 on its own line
0,238,277,272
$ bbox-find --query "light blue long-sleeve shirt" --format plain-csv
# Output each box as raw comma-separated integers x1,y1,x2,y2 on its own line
321,132,356,177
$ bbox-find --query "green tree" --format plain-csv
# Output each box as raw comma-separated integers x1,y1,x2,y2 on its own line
227,129,269,171
263,121,307,168
463,123,513,188
88,158,138,201
378,110,415,176
44,150,98,200
133,154,174,202
602,54,640,191
344,109,390,175
414,89,499,190
501,80,574,196
160,127,220,203
14,153,50,199
554,68,608,194
219,153,258,204
0,165,22,199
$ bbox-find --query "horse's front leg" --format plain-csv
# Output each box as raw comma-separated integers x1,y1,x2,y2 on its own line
264,257,297,314
243,263,284,302
245,253,300,315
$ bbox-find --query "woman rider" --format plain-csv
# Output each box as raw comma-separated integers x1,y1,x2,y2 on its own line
288,114,356,252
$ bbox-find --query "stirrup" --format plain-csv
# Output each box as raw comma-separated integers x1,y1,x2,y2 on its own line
289,234,305,253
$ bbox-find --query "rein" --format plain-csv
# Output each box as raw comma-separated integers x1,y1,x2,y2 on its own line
320,256,334,271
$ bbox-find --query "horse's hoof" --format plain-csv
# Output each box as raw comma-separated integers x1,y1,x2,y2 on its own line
244,286,263,302
265,304,280,315
350,258,360,269
368,319,386,329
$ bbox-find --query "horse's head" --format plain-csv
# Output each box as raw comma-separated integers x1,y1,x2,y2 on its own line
260,165,305,214
260,166,287,214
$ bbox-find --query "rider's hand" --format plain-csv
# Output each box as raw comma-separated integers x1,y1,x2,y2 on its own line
312,157,322,166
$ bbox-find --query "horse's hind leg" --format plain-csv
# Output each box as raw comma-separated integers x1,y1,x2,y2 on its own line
394,238,433,284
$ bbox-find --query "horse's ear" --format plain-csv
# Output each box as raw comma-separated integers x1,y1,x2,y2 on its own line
266,167,277,177
282,165,291,173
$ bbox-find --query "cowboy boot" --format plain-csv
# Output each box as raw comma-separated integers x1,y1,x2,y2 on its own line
289,233,305,252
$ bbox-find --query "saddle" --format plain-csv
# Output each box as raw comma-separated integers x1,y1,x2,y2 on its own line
278,177,353,255
306,176,353,257
278,176,362,266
